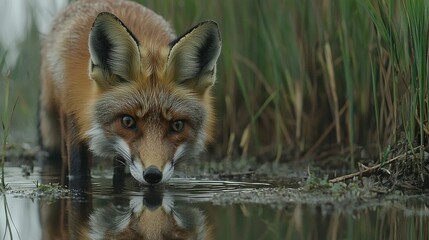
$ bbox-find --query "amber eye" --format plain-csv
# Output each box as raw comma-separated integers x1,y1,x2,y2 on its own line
121,115,136,129
170,120,184,133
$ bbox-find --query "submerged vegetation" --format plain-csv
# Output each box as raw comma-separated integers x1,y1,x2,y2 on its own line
0,1,428,187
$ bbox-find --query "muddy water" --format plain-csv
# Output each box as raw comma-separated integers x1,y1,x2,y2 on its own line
1,166,428,239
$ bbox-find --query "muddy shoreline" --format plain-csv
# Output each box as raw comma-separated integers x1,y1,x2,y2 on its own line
1,143,428,210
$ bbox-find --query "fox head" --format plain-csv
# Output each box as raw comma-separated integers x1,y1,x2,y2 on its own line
86,12,221,184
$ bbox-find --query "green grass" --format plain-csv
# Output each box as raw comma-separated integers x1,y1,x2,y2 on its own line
1,58,9,190
361,0,429,178
1,70,18,191
140,0,428,161
1,55,6,190
0,0,428,171
1,77,8,190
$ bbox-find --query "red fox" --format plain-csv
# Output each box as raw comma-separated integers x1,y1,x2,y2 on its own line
39,0,221,184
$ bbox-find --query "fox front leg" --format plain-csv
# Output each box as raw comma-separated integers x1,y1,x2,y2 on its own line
63,114,92,180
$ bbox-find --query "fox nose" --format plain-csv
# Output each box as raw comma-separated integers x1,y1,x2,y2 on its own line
143,166,162,184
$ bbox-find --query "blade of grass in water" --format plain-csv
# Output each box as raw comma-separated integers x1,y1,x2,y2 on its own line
1,71,10,190
1,69,18,190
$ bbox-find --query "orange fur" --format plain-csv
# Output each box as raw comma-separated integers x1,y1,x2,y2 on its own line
39,0,221,183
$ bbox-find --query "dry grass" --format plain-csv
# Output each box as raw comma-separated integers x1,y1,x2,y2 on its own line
141,0,429,164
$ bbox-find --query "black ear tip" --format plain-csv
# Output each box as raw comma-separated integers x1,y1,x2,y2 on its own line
200,20,218,26
198,21,222,46
201,20,220,34
92,12,121,28
95,11,115,18
91,11,140,47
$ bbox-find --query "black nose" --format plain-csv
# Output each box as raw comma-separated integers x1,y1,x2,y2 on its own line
143,166,162,184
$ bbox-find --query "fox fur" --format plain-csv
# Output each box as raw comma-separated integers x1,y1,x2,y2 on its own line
39,0,221,184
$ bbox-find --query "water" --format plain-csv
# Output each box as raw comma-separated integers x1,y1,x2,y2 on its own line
1,166,428,240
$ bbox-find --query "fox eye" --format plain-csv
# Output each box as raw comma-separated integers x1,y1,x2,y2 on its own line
121,115,136,129
170,120,184,133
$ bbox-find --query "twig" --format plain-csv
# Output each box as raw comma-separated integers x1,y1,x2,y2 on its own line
218,171,255,178
329,146,422,183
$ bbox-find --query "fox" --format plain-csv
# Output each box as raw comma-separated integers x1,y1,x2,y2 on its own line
39,0,221,185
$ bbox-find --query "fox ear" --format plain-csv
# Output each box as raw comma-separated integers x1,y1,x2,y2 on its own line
89,12,140,88
167,21,221,93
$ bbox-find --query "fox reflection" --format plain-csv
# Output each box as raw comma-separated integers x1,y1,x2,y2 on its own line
41,187,213,240
85,192,213,239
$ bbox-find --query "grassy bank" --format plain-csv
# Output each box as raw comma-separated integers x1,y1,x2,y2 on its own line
0,0,428,172
140,0,428,162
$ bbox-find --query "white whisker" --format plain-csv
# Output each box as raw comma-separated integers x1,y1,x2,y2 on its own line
114,138,132,163
161,162,174,183
130,159,146,184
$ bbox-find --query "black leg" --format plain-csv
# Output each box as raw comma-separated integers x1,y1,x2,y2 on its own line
69,142,92,179
66,115,92,180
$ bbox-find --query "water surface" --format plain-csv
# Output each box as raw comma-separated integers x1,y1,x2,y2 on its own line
1,166,428,239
